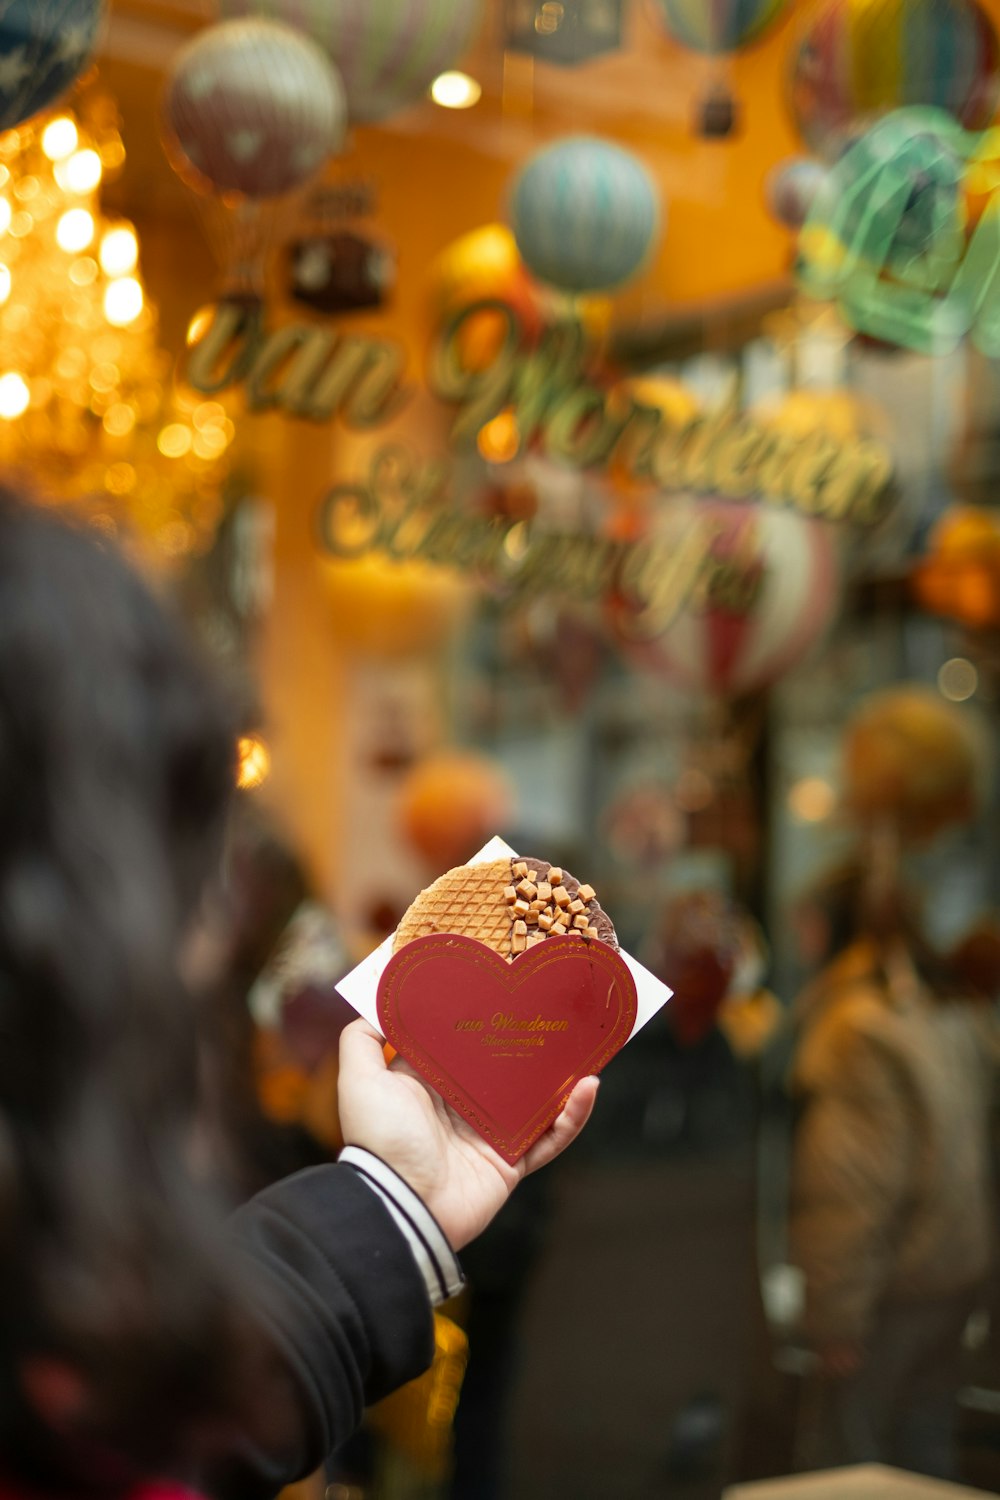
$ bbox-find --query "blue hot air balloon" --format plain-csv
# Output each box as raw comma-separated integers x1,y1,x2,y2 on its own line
648,0,789,55
509,136,662,295
0,0,107,133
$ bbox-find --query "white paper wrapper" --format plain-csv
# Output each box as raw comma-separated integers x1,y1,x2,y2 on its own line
336,836,673,1042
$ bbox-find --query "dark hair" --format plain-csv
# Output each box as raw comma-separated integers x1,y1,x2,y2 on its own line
0,488,250,1478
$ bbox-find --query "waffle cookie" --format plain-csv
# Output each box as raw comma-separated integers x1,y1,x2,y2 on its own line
394,855,617,960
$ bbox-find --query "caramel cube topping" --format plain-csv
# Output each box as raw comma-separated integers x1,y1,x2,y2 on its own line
578,883,596,903
573,914,590,930
503,885,517,904
554,887,572,909
568,898,585,915
513,861,528,878
548,867,563,885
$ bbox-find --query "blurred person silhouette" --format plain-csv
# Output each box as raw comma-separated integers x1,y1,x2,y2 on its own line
0,488,596,1500
636,888,759,1156
500,889,759,1500
787,686,997,1480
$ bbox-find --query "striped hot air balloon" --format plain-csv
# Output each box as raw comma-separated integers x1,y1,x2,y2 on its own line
162,18,346,296
163,19,346,198
509,136,661,294
612,499,840,698
648,0,789,54
221,0,484,125
791,0,1000,159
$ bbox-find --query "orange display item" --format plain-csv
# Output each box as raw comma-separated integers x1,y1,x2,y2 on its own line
912,505,1000,629
398,751,515,869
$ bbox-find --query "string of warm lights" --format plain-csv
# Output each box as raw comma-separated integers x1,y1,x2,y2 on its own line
0,104,234,563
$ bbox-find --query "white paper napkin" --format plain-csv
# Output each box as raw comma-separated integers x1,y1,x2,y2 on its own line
336,836,672,1042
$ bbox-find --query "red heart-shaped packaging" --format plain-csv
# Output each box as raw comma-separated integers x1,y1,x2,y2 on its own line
377,933,638,1164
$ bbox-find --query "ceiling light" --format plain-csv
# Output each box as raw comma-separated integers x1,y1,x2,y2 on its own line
430,71,482,109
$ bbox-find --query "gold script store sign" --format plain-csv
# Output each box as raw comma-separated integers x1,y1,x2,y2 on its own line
318,445,767,642
185,299,895,526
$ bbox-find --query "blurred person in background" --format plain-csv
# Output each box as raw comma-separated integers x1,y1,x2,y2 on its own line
0,488,596,1500
500,888,760,1500
787,687,997,1480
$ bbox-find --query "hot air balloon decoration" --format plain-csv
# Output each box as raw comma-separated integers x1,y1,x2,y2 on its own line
162,18,347,298
220,0,485,125
509,136,661,295
648,0,791,137
790,0,1000,160
0,0,107,133
611,497,840,698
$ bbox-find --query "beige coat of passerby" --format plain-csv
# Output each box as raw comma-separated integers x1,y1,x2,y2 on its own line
790,940,996,1348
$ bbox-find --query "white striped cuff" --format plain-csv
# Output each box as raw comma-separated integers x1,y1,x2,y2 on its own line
339,1146,465,1307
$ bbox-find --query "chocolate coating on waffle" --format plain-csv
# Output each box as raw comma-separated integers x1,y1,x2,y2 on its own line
520,856,618,950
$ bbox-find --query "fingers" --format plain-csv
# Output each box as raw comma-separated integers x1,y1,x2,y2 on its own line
339,1017,390,1080
521,1075,599,1176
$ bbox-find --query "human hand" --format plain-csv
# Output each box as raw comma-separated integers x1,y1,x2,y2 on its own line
337,1018,599,1250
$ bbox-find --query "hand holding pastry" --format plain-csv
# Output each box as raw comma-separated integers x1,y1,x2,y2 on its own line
338,1017,598,1249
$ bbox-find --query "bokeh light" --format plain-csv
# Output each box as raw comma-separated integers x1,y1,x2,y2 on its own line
788,776,837,823
99,225,138,277
477,409,520,464
103,276,143,326
0,107,233,566
56,208,95,253
938,657,979,702
61,149,102,194
103,402,136,437
157,423,192,458
237,734,271,791
41,118,78,162
0,372,30,420
186,305,215,346
430,71,482,108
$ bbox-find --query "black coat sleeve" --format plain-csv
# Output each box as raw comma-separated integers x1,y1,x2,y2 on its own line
204,1163,435,1499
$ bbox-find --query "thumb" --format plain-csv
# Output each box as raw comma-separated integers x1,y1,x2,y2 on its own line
339,1017,390,1080
521,1076,599,1176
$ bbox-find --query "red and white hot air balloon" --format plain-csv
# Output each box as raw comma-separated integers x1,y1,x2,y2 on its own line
612,497,840,697
162,18,347,293
163,18,346,199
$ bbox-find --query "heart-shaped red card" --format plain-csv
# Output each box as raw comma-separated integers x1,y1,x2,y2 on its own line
377,933,638,1164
